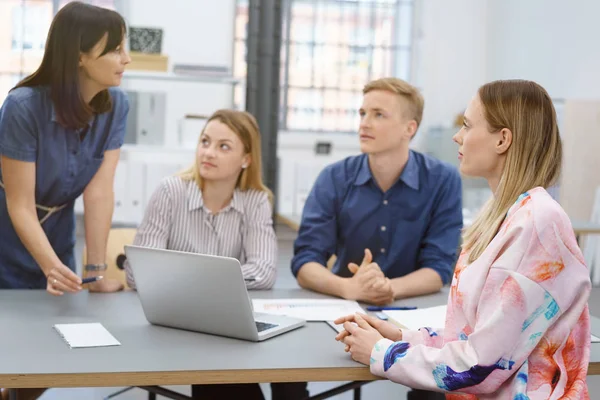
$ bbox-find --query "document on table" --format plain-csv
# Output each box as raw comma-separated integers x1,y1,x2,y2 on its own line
384,305,600,344
252,299,365,322
53,323,121,349
383,305,447,330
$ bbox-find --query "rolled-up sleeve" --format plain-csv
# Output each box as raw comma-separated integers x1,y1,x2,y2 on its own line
418,168,463,285
0,95,38,162
291,166,338,276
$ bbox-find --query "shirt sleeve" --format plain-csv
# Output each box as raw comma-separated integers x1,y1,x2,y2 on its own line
369,204,591,395
291,166,339,276
0,95,38,162
241,191,278,290
125,178,172,289
106,89,129,151
417,167,463,285
400,326,446,349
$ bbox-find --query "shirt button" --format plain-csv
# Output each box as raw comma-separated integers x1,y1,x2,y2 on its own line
381,248,386,253
381,226,387,232
383,200,388,205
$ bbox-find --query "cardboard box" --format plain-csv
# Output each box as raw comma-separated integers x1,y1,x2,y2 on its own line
128,52,169,72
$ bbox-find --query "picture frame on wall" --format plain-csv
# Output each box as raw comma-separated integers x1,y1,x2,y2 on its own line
129,27,163,54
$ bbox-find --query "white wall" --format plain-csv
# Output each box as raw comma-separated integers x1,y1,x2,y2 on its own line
486,0,600,100
121,0,237,146
123,0,236,69
412,0,489,142
415,0,600,134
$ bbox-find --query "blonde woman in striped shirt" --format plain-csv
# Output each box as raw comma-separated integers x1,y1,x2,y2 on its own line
126,109,277,399
125,109,278,295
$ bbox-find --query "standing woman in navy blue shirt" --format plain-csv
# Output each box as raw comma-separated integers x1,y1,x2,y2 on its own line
0,2,131,295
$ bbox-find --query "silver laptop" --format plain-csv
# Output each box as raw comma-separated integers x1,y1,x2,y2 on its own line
124,245,306,341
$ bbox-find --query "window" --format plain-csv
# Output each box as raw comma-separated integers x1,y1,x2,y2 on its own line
11,3,52,52
0,0,119,105
233,0,415,133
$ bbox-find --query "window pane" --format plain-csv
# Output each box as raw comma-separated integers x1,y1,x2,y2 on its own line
233,0,410,133
0,0,52,97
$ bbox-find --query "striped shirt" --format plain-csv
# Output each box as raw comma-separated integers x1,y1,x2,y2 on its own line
125,176,277,290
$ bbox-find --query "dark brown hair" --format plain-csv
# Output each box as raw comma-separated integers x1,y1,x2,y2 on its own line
13,1,126,129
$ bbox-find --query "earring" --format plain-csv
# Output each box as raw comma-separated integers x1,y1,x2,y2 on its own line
242,164,247,169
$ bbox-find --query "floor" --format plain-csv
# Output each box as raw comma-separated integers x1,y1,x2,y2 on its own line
39,223,600,399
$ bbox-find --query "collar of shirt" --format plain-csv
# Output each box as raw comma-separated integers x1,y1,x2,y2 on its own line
353,150,420,191
186,181,245,214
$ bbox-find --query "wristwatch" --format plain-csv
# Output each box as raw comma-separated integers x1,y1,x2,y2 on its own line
84,263,108,272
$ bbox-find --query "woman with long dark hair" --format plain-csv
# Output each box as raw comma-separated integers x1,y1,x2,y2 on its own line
0,1,130,294
0,2,131,397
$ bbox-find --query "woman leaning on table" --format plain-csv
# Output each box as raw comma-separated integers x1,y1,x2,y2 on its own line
0,1,131,292
0,2,130,399
335,79,592,399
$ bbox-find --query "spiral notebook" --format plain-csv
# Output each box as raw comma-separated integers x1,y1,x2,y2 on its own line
53,323,121,349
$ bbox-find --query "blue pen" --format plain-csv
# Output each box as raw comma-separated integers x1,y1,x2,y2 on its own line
366,306,418,312
82,276,103,284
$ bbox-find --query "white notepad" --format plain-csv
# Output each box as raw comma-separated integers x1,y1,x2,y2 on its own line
53,323,121,349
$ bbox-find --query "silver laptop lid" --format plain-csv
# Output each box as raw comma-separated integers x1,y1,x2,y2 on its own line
124,245,259,341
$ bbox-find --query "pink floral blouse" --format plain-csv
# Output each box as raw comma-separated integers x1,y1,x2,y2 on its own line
370,187,592,399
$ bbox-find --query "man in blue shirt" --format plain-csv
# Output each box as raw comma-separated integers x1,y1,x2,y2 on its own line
279,77,462,400
291,78,462,308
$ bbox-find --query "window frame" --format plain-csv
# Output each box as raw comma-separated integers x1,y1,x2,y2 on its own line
233,0,416,134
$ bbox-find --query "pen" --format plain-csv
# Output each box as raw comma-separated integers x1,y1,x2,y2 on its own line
82,276,103,284
366,306,417,312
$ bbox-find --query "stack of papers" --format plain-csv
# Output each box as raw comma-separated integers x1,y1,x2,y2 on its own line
252,299,365,322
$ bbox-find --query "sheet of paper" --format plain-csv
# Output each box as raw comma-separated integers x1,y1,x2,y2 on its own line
383,305,448,330
53,323,121,349
326,321,345,333
252,299,365,322
326,320,359,334
384,306,600,344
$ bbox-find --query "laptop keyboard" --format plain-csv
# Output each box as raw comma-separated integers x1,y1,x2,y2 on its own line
255,321,279,332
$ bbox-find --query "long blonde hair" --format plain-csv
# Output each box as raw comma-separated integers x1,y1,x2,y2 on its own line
177,109,273,203
463,80,562,263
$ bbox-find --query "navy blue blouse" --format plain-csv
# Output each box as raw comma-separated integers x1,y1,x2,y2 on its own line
0,86,128,288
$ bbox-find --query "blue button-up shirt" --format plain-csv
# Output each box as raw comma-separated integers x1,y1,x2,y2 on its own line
291,151,463,285
0,86,128,289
